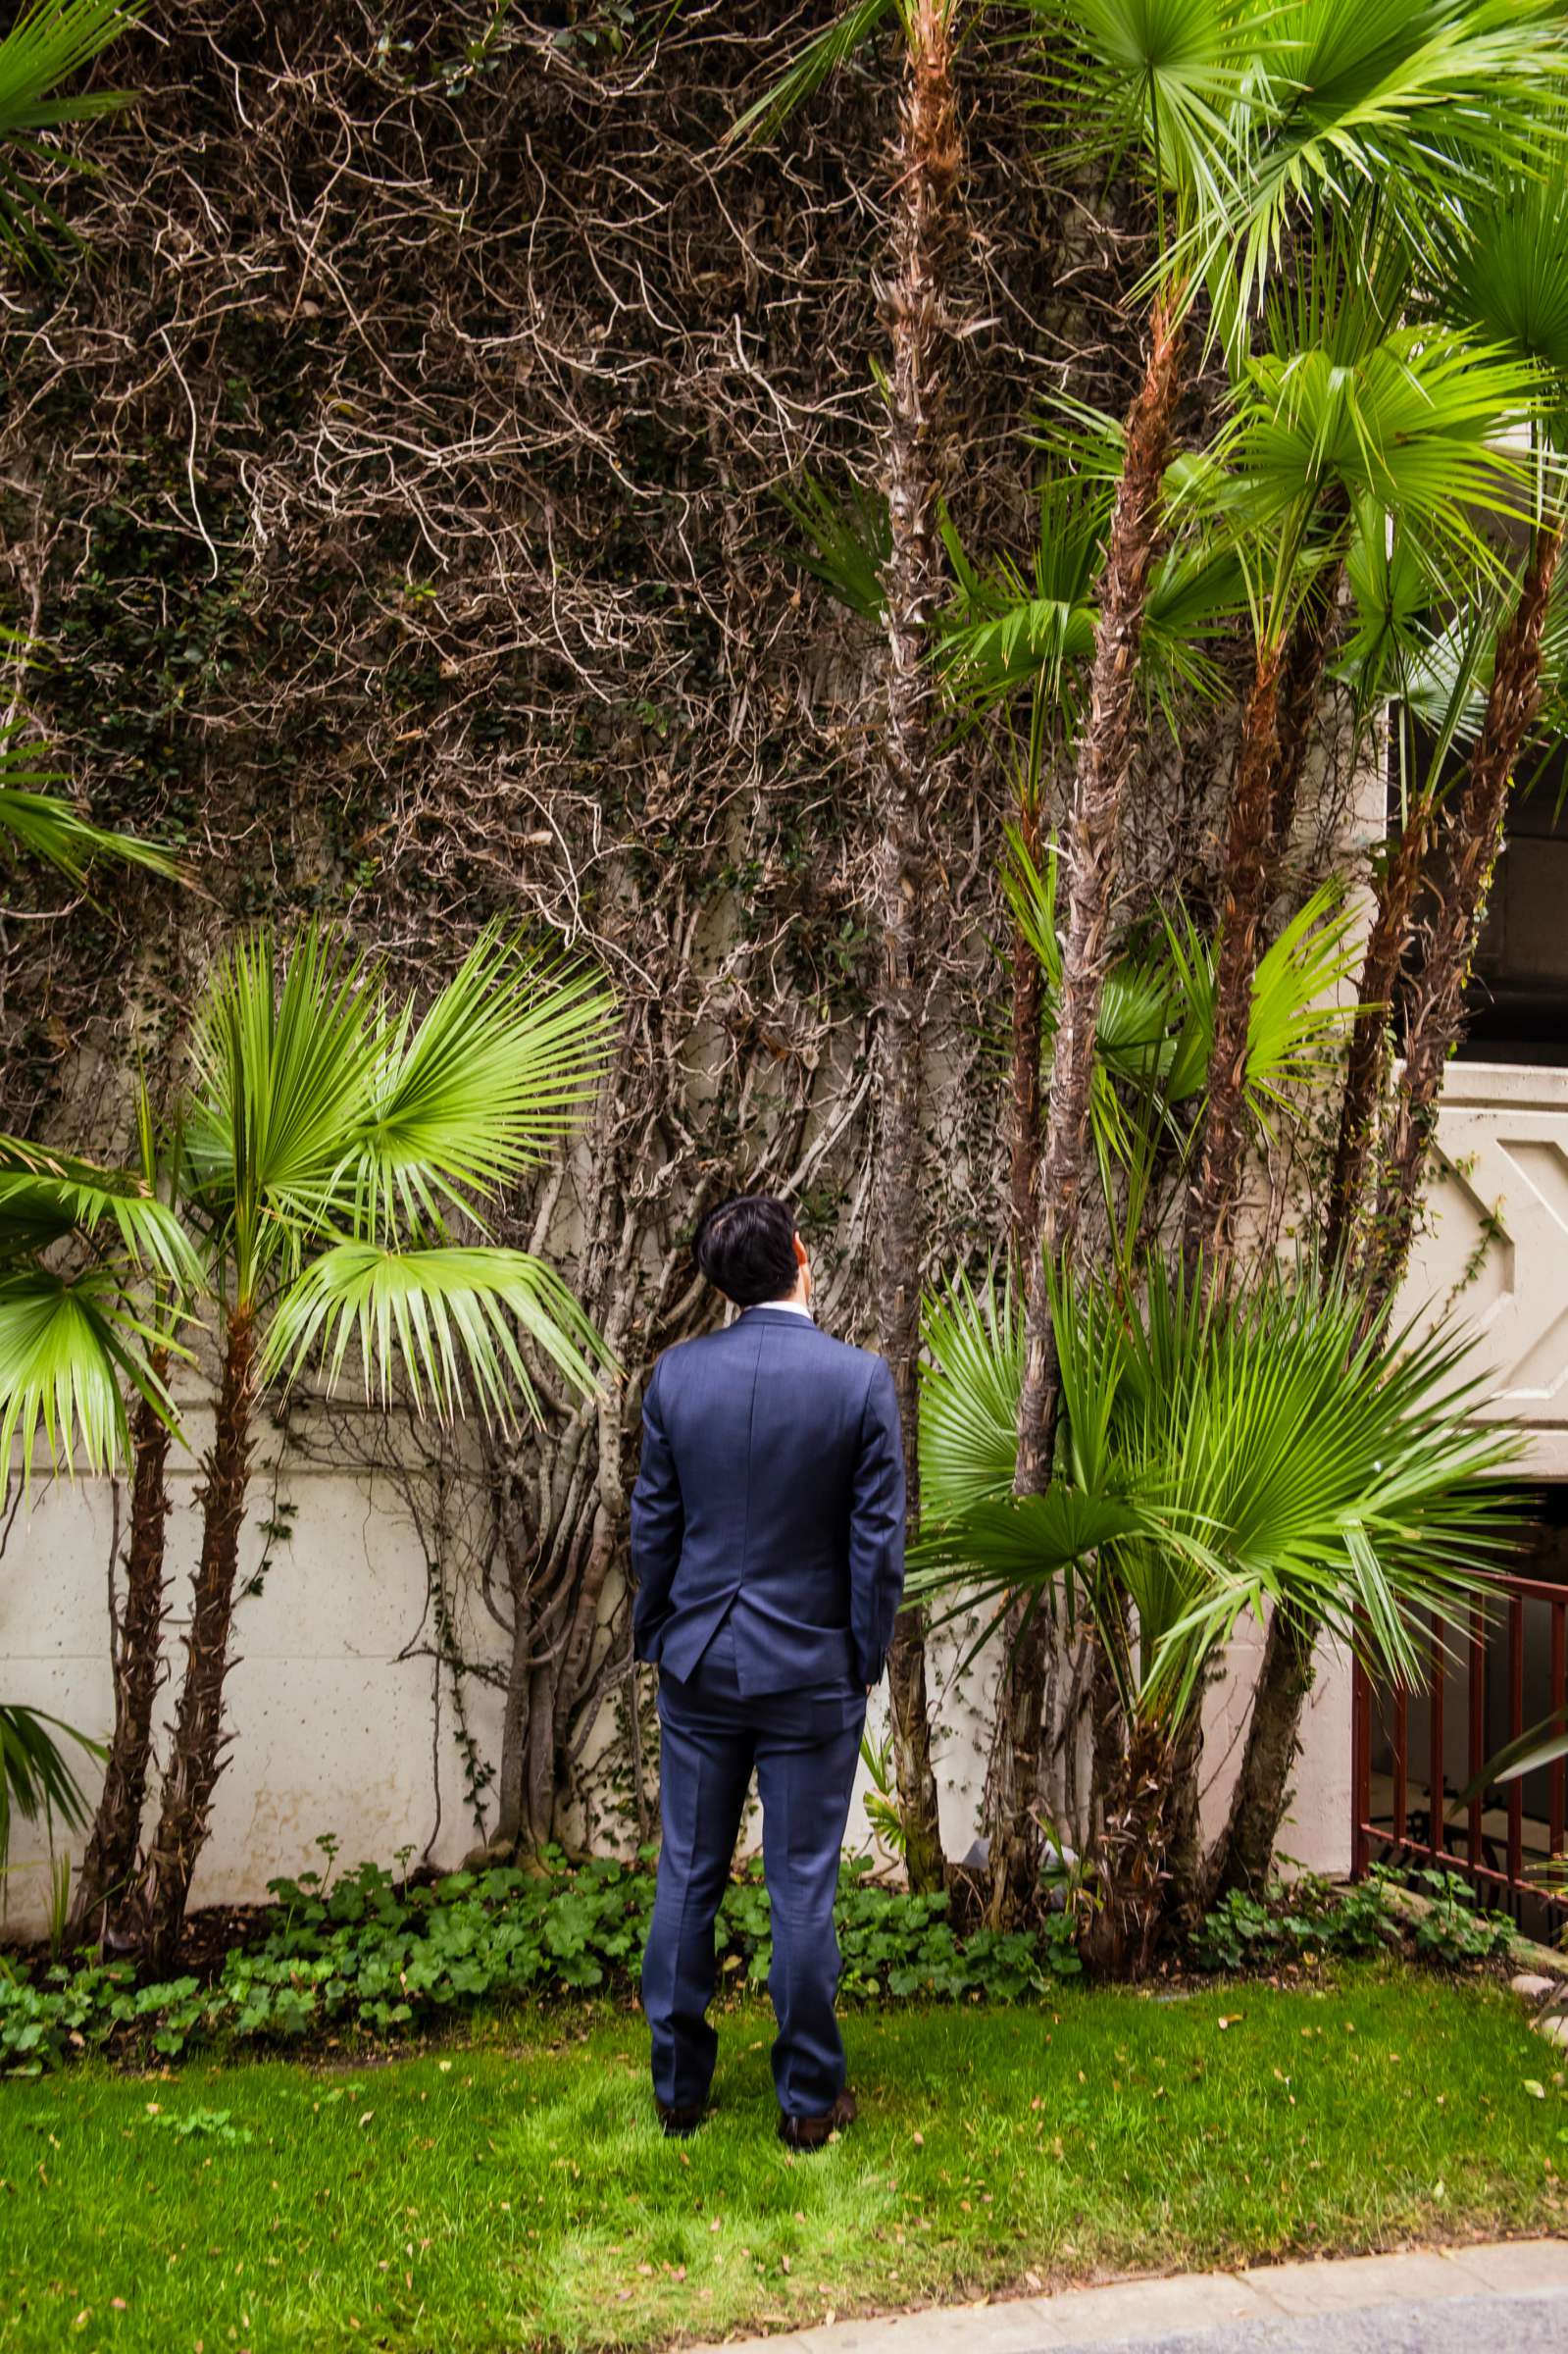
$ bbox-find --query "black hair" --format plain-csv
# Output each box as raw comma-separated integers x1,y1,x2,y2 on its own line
693,1194,799,1307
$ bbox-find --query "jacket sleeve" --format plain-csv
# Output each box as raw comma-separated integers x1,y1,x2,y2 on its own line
849,1355,907,1688
630,1356,684,1663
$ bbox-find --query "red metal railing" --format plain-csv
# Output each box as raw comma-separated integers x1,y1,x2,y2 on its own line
1351,1569,1568,1925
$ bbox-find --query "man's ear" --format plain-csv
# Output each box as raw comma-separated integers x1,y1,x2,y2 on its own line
793,1231,808,1270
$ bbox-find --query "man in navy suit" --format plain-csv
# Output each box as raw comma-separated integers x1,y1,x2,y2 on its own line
632,1194,906,2148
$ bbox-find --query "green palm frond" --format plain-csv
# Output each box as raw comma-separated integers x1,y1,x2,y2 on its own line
262,1241,609,1427
1333,506,1445,717
1229,0,1568,317
1255,199,1415,376
913,1254,1522,1728
182,925,381,1293
0,1134,197,1282
0,1702,101,1873
1398,574,1522,747
918,1268,1025,1516
0,713,176,882
1135,1272,1521,1709
1161,882,1362,1123
728,0,899,147
1008,834,1356,1165
0,0,139,264
1039,0,1254,238
775,470,889,622
938,470,1108,712
939,576,1099,712
0,787,177,883
1140,538,1248,715
0,1262,177,1483
347,928,614,1244
1429,175,1568,394
1214,330,1543,611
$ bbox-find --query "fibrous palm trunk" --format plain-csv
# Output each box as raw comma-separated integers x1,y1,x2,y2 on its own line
1176,585,1347,1904
986,292,1187,1929
1366,520,1564,1309
871,0,962,1897
1207,524,1563,1907
72,1379,174,1944
1183,639,1288,1282
136,1306,258,1970
1205,1600,1317,1904
986,793,1051,1924
1014,286,1187,1493
1263,561,1345,893
1081,1707,1170,1979
1323,777,1440,1275
1186,530,1347,1283
1008,798,1045,1256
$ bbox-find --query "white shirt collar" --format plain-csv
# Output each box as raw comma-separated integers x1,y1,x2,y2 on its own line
744,1297,814,1318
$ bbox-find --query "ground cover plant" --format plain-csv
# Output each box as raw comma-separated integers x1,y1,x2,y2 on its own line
0,1968,1560,2354
0,1853,1076,2073
0,1849,1531,2076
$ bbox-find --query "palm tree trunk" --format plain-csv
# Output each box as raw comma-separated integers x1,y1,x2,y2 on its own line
871,0,962,1897
72,1378,173,1943
1162,1702,1208,1923
1264,556,1346,891
1203,1601,1317,1903
1222,775,1437,1910
1323,777,1440,1274
1081,1710,1169,1978
1014,286,1187,1493
1008,799,1044,1255
986,789,1051,1920
136,1305,259,1970
1366,520,1564,1309
985,290,1187,1930
1206,527,1564,1909
1187,521,1349,1282
1182,638,1287,1281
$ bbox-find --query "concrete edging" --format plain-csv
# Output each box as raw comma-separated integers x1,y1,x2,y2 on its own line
687,2239,1568,2354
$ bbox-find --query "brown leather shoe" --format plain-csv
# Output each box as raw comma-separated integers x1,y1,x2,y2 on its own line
778,2088,857,2151
655,2098,707,2139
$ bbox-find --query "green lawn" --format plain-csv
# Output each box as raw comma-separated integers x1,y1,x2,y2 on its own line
0,1965,1561,2354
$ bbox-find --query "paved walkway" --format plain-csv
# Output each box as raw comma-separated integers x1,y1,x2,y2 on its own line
690,2240,1568,2354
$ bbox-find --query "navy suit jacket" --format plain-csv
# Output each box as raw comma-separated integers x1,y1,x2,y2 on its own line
630,1305,906,1697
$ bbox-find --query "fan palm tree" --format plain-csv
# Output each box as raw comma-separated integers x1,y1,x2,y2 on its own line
860,0,967,1898
1321,538,1503,1273
912,1256,1520,1969
1206,179,1568,1906
783,459,1246,1914
0,1124,192,1923
989,834,1362,1908
1367,178,1568,1305
7,924,614,1964
940,247,1539,1910
1009,0,1566,1488
1181,261,1543,1282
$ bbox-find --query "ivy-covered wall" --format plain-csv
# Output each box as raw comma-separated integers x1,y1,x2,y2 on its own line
0,0,1206,1880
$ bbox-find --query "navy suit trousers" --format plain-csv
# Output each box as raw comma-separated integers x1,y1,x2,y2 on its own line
642,1615,866,2119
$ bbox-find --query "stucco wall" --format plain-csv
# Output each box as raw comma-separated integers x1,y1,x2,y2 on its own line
0,1412,1355,1935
